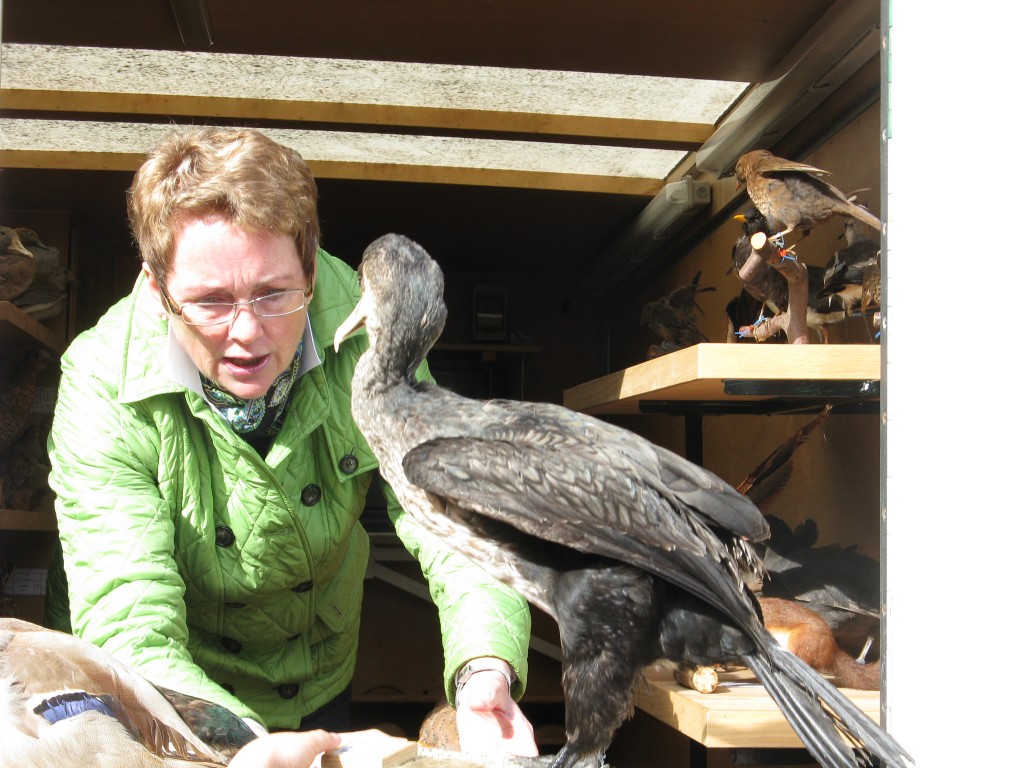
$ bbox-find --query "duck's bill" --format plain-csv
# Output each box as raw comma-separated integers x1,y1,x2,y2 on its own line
12,240,33,258
334,296,367,352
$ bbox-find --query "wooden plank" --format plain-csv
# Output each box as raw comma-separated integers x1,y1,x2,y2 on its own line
635,667,880,749
0,302,61,351
2,89,713,148
0,148,663,194
0,119,671,195
0,44,734,145
563,343,881,414
0,506,57,533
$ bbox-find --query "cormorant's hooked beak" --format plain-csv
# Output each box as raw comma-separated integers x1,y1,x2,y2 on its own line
334,295,367,352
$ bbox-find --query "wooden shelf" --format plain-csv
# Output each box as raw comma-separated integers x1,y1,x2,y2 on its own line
635,666,880,749
0,301,61,352
0,505,57,533
564,343,880,415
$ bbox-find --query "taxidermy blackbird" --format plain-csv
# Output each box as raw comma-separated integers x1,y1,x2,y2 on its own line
819,215,882,317
334,233,912,768
729,209,845,340
730,209,790,312
733,150,881,247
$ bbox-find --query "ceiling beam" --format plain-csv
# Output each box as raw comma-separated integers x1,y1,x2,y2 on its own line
1,90,714,147
0,119,670,194
0,44,735,145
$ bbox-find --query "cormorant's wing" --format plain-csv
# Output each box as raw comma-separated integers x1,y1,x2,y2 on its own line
402,399,767,627
511,400,768,541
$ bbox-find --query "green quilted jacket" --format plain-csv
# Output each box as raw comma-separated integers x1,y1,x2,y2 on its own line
46,248,531,729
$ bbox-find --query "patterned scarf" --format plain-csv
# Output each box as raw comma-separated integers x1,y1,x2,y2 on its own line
202,341,303,440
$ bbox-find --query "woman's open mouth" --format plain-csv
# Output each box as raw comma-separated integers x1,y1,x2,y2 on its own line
223,354,271,375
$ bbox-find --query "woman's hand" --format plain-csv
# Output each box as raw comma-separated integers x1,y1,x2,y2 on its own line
228,729,341,768
455,670,539,756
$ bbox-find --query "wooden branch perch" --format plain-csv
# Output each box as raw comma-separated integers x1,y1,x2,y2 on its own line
738,232,810,344
674,661,719,693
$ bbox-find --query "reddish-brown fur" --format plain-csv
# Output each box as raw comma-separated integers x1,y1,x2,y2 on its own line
758,597,879,690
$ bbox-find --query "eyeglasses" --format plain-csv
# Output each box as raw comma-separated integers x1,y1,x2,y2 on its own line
160,286,312,327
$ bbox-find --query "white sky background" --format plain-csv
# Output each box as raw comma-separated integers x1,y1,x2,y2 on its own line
885,2,1022,765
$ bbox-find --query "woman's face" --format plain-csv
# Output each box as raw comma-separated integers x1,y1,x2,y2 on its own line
153,215,312,400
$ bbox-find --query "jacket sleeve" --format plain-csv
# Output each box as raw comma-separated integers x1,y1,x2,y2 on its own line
385,480,532,705
381,367,532,706
46,342,263,724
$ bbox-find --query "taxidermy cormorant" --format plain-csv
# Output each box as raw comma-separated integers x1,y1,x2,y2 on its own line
334,233,913,768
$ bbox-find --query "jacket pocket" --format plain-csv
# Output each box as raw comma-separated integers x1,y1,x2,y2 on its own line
313,526,369,637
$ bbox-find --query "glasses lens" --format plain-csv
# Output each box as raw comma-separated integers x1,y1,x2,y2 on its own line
253,290,307,317
178,290,308,325
181,303,234,326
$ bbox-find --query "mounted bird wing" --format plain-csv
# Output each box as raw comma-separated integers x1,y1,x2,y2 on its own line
0,618,230,766
755,156,831,177
401,399,767,626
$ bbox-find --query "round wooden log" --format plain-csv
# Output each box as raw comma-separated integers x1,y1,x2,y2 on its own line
674,661,719,694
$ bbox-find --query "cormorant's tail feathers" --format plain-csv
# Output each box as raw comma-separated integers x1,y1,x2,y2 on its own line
744,648,913,768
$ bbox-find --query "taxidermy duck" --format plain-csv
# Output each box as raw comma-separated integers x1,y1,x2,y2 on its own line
0,618,254,767
11,228,75,321
333,233,913,768
0,226,36,302
641,271,713,357
0,423,51,510
0,349,52,454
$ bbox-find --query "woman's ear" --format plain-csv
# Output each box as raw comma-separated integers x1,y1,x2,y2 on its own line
142,264,167,319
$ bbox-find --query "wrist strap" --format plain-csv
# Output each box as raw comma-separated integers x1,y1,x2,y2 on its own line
455,658,515,706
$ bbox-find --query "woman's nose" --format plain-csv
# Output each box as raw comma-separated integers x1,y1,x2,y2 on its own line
226,301,263,339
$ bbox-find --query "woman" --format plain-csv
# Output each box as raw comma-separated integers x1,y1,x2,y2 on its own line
46,126,537,756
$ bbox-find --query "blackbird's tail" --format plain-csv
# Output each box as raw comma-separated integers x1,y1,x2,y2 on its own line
743,645,913,768
844,201,882,232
